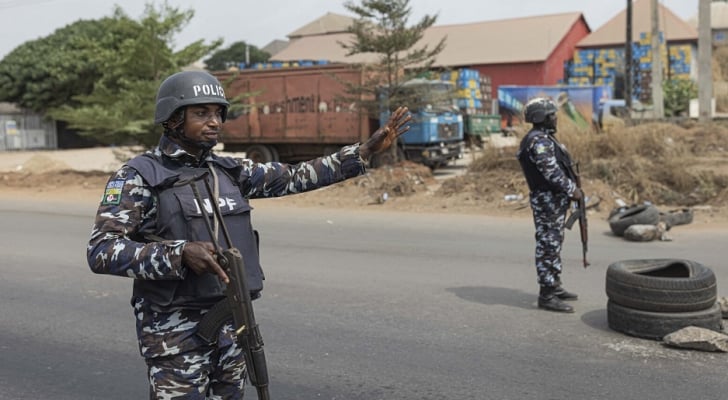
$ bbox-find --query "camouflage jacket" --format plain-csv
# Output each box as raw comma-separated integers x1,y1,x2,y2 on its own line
87,135,366,286
517,129,577,196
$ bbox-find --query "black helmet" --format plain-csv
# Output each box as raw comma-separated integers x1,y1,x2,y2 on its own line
154,71,230,124
524,97,557,124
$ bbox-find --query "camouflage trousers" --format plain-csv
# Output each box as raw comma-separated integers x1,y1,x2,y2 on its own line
133,298,248,399
529,190,570,287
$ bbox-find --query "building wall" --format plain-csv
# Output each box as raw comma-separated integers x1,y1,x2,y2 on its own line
714,28,728,47
543,17,591,84
473,62,546,101
469,17,591,102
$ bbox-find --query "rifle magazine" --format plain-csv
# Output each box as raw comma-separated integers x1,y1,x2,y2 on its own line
196,298,232,344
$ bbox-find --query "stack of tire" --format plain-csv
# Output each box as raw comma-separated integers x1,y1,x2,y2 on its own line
606,259,723,340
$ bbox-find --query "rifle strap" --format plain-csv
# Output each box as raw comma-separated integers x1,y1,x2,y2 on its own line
196,298,232,344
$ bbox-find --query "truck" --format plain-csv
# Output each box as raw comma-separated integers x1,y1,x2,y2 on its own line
378,78,464,168
215,64,464,168
440,68,501,147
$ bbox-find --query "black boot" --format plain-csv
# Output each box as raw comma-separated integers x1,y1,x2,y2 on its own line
538,286,574,313
553,286,578,301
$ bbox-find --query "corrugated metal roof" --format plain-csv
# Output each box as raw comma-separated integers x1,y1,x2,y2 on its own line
287,12,355,39
262,39,289,57
273,12,586,67
577,0,697,47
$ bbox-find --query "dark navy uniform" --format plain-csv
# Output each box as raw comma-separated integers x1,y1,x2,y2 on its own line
517,128,578,290
87,68,412,397
88,135,366,398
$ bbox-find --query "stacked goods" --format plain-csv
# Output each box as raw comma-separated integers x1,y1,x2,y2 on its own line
441,68,493,114
563,32,694,101
441,68,500,143
237,60,330,70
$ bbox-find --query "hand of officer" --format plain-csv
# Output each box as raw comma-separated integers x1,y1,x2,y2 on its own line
359,106,412,160
570,188,584,201
182,241,230,283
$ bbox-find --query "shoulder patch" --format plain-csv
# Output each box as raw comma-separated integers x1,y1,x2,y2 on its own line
534,143,549,154
101,179,125,205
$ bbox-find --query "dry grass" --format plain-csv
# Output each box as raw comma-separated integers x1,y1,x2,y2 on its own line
715,47,728,112
474,119,728,207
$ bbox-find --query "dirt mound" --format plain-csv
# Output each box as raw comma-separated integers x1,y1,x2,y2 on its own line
1,123,727,226
14,154,72,173
0,169,111,192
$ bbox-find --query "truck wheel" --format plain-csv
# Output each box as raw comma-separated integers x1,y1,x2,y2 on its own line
245,145,275,163
323,146,340,157
269,146,280,162
605,259,717,313
607,300,722,341
608,204,660,236
369,147,404,168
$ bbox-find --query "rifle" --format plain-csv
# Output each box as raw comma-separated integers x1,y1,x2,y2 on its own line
179,172,271,400
564,163,590,268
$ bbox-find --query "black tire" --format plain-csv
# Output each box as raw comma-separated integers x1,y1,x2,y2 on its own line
269,146,280,162
607,300,722,341
605,259,717,312
659,208,693,227
322,146,340,157
245,145,275,163
608,206,627,220
608,204,660,236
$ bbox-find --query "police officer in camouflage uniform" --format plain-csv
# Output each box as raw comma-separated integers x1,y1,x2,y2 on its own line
516,97,583,313
87,70,411,399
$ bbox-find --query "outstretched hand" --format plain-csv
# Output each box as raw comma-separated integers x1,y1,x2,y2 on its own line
359,106,411,160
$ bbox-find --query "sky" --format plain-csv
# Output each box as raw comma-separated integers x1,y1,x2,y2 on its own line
0,0,700,59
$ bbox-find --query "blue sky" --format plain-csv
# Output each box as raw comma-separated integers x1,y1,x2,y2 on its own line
0,0,699,59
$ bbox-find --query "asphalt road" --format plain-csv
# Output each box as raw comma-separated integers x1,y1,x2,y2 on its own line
0,198,726,399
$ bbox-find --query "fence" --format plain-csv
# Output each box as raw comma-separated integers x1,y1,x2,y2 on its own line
0,111,57,151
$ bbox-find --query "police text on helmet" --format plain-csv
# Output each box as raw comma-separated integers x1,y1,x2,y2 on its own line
193,84,225,98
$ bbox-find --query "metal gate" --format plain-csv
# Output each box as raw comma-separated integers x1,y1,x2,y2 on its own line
0,109,57,151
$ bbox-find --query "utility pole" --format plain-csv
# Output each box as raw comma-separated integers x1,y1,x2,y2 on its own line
625,0,633,112
650,0,664,118
698,0,713,122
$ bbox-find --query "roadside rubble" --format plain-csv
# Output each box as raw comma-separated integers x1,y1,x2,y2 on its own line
608,203,695,242
663,326,728,353
623,222,672,242
646,297,728,353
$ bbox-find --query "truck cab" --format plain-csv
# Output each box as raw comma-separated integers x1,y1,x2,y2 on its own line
379,79,464,169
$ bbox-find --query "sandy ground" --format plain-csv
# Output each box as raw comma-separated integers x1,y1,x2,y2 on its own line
0,147,123,173
0,146,726,232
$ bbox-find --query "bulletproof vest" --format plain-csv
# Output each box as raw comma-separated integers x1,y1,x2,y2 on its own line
517,128,575,192
127,153,264,308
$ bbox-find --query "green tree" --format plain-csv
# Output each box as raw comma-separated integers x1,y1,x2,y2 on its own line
0,3,221,147
339,0,445,164
0,17,129,112
663,79,697,117
340,0,446,114
204,41,271,71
